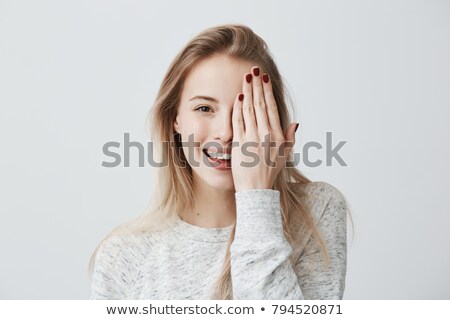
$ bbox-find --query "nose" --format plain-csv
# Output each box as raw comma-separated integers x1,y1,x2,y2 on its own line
213,111,233,145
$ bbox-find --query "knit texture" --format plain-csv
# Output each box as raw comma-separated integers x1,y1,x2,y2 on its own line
89,181,348,299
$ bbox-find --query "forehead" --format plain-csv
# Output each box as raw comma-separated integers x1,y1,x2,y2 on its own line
181,54,254,102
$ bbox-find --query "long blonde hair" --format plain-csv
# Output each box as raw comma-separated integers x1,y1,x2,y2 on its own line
89,24,332,299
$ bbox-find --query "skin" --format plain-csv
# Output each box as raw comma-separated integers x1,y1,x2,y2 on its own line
174,53,297,228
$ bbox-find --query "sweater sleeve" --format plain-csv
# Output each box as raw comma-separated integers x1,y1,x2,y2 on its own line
230,186,348,300
230,189,304,299
89,235,136,299
295,184,348,299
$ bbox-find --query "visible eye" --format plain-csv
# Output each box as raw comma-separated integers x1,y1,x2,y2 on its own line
194,105,212,113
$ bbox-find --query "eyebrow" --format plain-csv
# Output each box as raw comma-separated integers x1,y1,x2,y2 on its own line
189,95,219,103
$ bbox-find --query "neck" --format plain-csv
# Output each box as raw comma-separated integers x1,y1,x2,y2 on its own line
181,178,236,228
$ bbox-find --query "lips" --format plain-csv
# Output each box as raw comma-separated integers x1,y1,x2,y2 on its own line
202,148,232,160
203,147,232,154
202,149,232,170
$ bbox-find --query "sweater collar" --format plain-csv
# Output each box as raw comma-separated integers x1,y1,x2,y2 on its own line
171,215,233,243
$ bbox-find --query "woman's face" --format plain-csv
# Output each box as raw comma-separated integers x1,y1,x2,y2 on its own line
174,54,254,191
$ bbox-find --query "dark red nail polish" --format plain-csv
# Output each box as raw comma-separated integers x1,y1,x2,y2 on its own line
295,123,299,132
253,67,260,76
262,74,269,83
246,74,252,83
238,93,244,101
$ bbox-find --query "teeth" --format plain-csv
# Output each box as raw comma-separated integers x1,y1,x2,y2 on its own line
206,151,231,160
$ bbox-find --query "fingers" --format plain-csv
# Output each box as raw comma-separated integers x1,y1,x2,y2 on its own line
261,73,283,137
250,67,270,137
242,73,257,139
240,66,287,145
232,93,245,139
234,66,297,167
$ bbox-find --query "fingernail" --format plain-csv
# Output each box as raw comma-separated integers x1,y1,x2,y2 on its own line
295,123,299,132
262,74,269,83
253,67,260,77
246,74,252,83
238,93,244,101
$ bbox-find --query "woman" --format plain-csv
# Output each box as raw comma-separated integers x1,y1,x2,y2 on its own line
89,24,349,300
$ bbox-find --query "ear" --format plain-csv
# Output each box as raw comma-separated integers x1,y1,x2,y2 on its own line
173,115,180,133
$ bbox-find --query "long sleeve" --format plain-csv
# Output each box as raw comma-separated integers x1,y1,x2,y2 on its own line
295,184,348,299
230,184,348,300
230,189,304,299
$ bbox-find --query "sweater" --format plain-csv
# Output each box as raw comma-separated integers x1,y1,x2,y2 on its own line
89,181,348,299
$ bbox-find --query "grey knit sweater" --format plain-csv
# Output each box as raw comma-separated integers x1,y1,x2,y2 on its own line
89,181,348,299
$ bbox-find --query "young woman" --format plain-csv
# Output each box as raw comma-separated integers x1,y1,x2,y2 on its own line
88,24,349,300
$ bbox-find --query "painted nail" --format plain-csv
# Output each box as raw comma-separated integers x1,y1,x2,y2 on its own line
253,67,260,76
262,74,269,83
295,123,299,132
238,93,244,101
246,74,252,83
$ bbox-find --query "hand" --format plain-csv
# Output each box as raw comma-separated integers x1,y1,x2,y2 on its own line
231,66,298,192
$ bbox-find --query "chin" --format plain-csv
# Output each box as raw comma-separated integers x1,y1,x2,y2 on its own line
193,170,235,192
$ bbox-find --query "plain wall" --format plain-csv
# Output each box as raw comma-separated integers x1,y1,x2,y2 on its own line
0,0,449,299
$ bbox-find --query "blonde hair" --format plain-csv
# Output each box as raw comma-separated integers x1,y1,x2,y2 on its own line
88,24,333,299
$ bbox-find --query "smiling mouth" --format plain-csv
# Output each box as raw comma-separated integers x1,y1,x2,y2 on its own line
202,149,231,161
202,149,232,170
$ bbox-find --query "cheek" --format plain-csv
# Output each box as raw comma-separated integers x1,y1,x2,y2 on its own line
188,123,209,142
180,126,209,156
179,114,213,145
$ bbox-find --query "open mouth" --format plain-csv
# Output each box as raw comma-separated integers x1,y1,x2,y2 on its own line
202,149,231,161
202,149,232,169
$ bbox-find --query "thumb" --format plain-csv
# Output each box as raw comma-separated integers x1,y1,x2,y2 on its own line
282,122,299,158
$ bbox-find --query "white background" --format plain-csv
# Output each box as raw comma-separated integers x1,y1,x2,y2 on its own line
0,0,449,299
